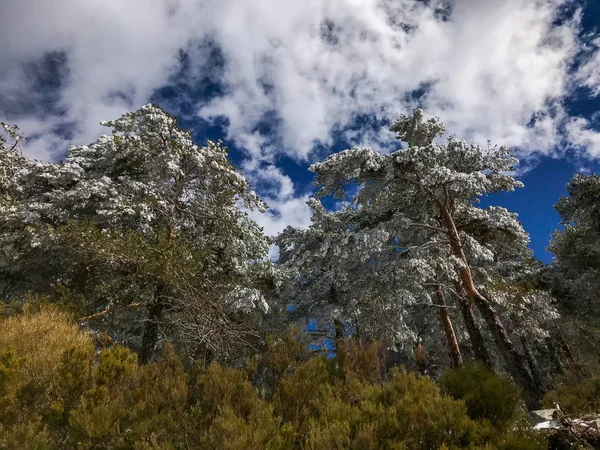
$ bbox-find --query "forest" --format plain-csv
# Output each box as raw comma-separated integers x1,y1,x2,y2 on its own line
0,105,599,449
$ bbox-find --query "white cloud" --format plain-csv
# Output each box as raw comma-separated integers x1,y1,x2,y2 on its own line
244,163,313,237
197,0,581,159
1,0,599,234
245,168,313,259
0,0,206,159
566,117,600,158
575,37,600,96
249,194,313,238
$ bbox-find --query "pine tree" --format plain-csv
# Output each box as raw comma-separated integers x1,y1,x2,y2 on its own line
549,173,600,314
0,105,273,362
275,198,426,355
309,109,539,400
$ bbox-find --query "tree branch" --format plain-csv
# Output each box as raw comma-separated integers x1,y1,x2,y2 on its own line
408,223,449,234
79,302,147,321
395,240,450,254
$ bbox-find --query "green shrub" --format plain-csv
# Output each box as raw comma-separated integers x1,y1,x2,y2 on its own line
494,425,548,450
0,312,551,449
0,306,93,396
269,339,487,450
360,368,481,449
543,366,600,415
0,420,51,450
184,363,292,449
440,362,524,428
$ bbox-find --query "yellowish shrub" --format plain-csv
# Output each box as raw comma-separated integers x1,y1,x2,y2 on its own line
0,306,93,389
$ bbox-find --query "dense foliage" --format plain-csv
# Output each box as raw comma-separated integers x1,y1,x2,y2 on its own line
0,308,547,450
1,106,599,449
549,173,600,313
280,109,560,403
0,106,275,363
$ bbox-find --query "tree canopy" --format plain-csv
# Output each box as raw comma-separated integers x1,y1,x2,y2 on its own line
1,106,599,449
0,105,275,363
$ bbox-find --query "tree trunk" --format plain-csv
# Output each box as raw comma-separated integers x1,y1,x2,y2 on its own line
329,283,345,351
545,334,565,375
547,329,578,376
139,284,166,364
554,330,576,367
414,342,429,375
354,316,362,346
334,318,344,345
472,295,538,403
333,316,347,377
454,282,492,368
521,335,543,389
439,205,539,404
191,342,214,367
434,286,463,369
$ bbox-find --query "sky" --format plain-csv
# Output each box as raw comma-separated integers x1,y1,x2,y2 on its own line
2,0,600,263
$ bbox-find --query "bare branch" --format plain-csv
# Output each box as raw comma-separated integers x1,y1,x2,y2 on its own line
79,302,147,321
408,223,449,234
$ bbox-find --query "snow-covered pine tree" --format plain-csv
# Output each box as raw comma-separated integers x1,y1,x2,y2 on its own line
0,122,27,201
309,109,539,399
0,105,273,362
549,173,600,314
274,198,421,353
275,195,467,368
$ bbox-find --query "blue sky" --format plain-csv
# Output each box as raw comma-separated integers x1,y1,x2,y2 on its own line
2,0,600,263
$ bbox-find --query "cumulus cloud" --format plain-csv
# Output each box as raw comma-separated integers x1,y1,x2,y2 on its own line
0,0,598,235
575,37,600,96
242,163,313,257
197,0,580,159
0,0,206,159
566,117,600,158
250,194,313,259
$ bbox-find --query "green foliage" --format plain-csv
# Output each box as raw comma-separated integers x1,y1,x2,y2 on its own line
440,362,524,427
0,311,551,449
357,369,480,449
494,430,548,450
66,345,188,449
185,363,292,449
543,365,600,415
0,420,51,450
549,173,600,315
439,363,547,450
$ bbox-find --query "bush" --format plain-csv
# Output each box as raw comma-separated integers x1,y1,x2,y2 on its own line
543,366,600,415
0,312,549,449
440,362,524,428
439,362,547,450
185,363,292,449
0,305,92,391
357,368,481,449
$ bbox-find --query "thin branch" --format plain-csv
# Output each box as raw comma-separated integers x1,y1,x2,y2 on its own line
393,239,450,255
412,302,457,310
8,139,19,153
408,223,449,234
429,304,457,309
79,302,147,321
